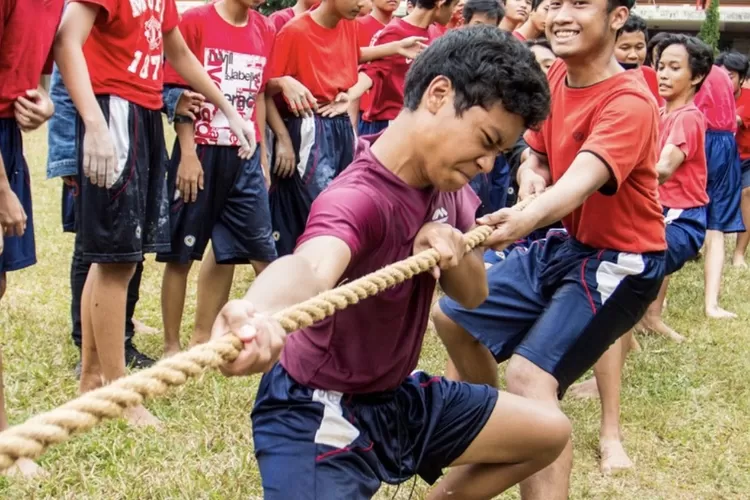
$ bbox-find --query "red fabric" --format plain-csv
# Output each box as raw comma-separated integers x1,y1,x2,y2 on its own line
427,22,447,39
163,4,274,144
512,30,526,41
658,104,709,208
72,0,179,110
0,0,65,118
270,14,360,106
694,65,738,133
640,66,664,107
736,87,750,160
356,14,387,114
524,60,666,253
268,6,294,32
362,19,431,122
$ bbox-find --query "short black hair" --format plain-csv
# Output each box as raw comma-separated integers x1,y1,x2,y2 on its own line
645,31,668,66
403,26,550,130
607,0,635,11
715,50,749,84
462,0,503,23
618,13,648,40
415,0,439,9
525,38,551,51
531,0,547,11
655,34,714,93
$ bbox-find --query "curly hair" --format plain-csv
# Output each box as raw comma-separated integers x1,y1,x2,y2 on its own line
715,50,749,85
655,34,714,93
403,26,550,130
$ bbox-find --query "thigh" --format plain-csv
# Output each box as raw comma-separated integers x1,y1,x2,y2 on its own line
664,207,706,275
213,150,277,264
519,250,665,397
706,134,744,233
438,240,550,362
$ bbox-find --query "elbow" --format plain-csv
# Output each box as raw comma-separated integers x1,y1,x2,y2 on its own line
656,165,670,185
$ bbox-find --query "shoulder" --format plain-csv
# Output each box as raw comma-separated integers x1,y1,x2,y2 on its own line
278,12,308,36
179,3,211,23
249,9,275,36
599,77,659,120
675,104,707,129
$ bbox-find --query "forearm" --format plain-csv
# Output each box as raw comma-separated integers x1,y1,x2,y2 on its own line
257,92,268,159
656,144,685,184
175,121,196,154
265,76,300,98
517,151,551,185
347,73,373,102
359,43,400,63
439,248,488,309
265,94,290,141
54,35,106,128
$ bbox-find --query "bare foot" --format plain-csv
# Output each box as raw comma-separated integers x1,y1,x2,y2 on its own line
162,346,181,358
3,457,46,478
133,319,159,335
568,377,599,399
600,437,633,475
706,306,737,319
629,334,642,352
640,315,685,343
123,405,161,429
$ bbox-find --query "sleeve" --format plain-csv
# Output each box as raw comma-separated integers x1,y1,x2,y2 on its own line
269,27,296,79
70,0,115,24
454,185,481,232
665,112,704,160
162,0,179,34
162,86,189,123
162,11,201,87
523,127,546,156
360,28,399,80
259,20,276,93
296,186,386,260
580,93,657,191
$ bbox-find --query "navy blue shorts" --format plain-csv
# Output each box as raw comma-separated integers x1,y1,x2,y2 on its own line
0,119,35,274
663,206,706,275
441,232,665,398
155,145,276,265
705,130,744,233
252,363,497,499
74,95,170,263
357,117,389,136
482,227,569,269
269,114,354,256
62,182,76,233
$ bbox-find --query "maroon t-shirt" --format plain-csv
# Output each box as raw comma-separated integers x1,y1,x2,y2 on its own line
280,134,480,394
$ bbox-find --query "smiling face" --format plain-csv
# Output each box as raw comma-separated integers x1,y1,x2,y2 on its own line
657,43,702,102
615,30,647,66
547,0,629,62
415,77,526,191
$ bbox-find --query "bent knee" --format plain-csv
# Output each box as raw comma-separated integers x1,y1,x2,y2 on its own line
432,303,474,345
505,356,559,401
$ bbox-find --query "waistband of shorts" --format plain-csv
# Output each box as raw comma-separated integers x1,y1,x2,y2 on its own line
566,235,666,259
706,129,736,136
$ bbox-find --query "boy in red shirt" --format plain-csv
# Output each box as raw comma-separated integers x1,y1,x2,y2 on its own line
715,52,750,266
357,0,458,135
212,26,569,499
55,0,257,426
498,0,531,37
268,0,319,32
615,14,662,105
434,0,666,495
265,0,427,256
462,0,504,25
157,0,278,356
514,0,549,41
0,0,63,478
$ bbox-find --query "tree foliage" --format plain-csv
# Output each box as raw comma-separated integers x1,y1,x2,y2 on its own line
698,0,721,53
259,0,296,15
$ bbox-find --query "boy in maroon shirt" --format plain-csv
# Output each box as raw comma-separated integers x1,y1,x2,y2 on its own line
0,0,63,478
211,26,568,499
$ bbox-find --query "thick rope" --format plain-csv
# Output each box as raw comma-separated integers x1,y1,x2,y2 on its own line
0,196,536,471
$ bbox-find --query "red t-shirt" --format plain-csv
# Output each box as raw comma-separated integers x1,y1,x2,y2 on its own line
0,0,65,118
694,65,738,133
512,30,526,41
270,14,360,107
524,60,666,253
427,22,447,39
658,104,709,208
362,19,430,122
640,66,664,107
356,14,386,115
736,87,750,161
268,6,295,32
281,134,480,393
72,0,179,111
163,5,274,144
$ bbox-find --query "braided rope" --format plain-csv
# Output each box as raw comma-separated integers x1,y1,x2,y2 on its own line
0,196,535,471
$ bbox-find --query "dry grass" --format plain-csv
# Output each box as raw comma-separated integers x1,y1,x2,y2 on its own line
0,125,749,499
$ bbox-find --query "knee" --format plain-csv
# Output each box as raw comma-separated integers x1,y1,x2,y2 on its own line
96,262,138,283
505,357,558,401
0,274,6,301
432,303,471,346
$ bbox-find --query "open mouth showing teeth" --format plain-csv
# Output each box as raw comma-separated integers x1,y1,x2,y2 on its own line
555,30,579,39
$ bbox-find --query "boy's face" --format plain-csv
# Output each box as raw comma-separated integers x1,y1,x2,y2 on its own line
466,12,500,25
615,30,647,67
334,0,368,19
436,0,461,25
721,67,742,94
530,0,550,32
505,0,531,24
416,77,525,191
373,0,400,13
359,0,373,15
531,45,556,74
547,0,628,62
657,44,700,101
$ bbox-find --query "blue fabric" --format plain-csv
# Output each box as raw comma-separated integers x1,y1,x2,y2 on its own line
357,117,388,136
46,65,78,179
251,363,498,499
705,130,744,232
663,205,707,275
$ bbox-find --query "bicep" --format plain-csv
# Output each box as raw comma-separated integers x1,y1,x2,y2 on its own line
55,3,98,46
162,26,189,61
294,236,353,290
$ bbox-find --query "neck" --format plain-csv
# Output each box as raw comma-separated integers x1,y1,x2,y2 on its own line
216,0,250,25
665,92,694,113
311,3,342,28
516,19,541,39
370,6,393,24
369,113,431,188
293,0,311,14
565,51,623,88
404,8,436,28
498,17,518,32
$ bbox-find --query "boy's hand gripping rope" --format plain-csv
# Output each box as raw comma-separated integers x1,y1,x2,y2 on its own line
0,196,535,471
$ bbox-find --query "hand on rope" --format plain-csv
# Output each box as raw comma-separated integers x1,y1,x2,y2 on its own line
0,195,537,472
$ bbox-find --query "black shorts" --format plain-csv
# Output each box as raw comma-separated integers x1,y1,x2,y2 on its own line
74,95,170,263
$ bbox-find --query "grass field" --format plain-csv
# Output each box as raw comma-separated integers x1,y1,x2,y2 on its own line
0,125,749,499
